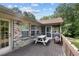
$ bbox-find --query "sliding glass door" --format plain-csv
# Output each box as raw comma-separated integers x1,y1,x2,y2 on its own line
0,19,10,49
45,26,52,39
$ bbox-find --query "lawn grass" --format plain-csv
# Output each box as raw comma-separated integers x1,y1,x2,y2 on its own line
71,39,79,49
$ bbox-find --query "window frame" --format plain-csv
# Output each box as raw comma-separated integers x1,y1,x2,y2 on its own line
31,25,36,37
19,23,30,38
31,25,40,37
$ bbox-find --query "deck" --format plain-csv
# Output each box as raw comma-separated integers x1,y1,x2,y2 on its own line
5,40,65,56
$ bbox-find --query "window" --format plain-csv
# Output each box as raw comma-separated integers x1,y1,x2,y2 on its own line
21,31,29,37
0,19,9,49
52,26,60,33
31,25,40,36
19,24,29,38
31,25,36,36
47,26,51,32
31,31,35,36
37,31,39,35
31,25,36,30
47,33,51,37
36,27,40,35
41,26,45,35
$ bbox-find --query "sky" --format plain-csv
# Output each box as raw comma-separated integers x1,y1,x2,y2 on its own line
0,3,60,20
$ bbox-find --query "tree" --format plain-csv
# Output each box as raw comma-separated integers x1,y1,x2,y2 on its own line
40,15,55,20
11,7,36,20
54,4,75,36
40,16,49,20
11,7,22,14
23,12,36,20
40,3,79,38
23,11,29,17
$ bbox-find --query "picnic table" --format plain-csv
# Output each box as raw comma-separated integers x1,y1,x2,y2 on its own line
35,35,50,46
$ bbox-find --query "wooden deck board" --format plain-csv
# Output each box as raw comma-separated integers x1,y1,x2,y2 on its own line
5,40,65,56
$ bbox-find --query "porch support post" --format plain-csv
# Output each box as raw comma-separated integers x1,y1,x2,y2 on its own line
11,20,14,49
29,23,31,37
39,26,41,35
60,25,62,42
60,25,61,34
45,26,46,35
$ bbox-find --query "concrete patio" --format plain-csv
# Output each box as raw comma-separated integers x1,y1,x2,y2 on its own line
4,40,65,56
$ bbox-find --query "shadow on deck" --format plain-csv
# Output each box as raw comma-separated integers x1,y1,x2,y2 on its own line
4,40,65,56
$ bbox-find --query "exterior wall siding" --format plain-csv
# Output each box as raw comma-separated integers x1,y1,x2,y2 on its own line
13,20,41,49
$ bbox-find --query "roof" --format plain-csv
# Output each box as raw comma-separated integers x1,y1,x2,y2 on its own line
38,17,64,25
0,5,23,20
0,5,40,25
0,5,63,25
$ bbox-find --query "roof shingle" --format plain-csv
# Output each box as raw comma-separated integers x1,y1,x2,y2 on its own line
39,17,64,25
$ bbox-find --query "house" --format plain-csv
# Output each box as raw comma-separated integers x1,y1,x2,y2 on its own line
0,5,63,55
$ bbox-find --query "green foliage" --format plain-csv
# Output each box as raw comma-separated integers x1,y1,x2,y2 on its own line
23,12,36,20
55,3,79,38
40,3,79,38
40,15,54,20
11,7,36,20
71,38,79,49
12,7,19,11
40,16,49,20
12,7,22,14
55,4,79,37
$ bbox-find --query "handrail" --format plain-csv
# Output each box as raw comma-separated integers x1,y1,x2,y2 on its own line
61,34,79,56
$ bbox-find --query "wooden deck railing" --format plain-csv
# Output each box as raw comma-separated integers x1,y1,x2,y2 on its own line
61,34,79,56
